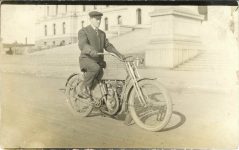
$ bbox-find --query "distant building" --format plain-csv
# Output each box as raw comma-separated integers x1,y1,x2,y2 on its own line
3,43,35,55
35,5,152,48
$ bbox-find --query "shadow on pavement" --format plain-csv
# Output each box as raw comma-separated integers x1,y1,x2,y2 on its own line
86,110,186,131
160,111,186,132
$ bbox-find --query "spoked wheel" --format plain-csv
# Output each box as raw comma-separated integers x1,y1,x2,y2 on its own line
65,74,93,117
128,79,172,132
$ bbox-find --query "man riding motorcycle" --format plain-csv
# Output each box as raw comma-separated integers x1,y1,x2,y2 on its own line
78,11,125,99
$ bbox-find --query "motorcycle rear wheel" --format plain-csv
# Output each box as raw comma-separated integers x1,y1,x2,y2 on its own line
128,79,172,132
65,74,93,117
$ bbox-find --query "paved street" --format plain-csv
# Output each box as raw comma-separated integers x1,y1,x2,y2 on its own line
0,72,238,148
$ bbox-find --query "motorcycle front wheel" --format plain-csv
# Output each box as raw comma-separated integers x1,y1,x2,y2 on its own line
65,74,93,117
128,79,172,132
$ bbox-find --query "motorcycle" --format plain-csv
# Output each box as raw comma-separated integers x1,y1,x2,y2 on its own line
65,52,172,132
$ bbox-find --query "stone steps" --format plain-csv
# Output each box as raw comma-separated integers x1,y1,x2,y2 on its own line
175,50,235,72
175,67,233,72
176,65,233,71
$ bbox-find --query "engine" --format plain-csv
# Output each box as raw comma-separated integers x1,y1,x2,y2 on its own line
101,80,124,115
105,80,124,98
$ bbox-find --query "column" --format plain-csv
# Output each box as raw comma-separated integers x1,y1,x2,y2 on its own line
145,6,203,68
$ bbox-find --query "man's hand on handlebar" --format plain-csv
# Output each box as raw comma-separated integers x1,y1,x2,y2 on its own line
117,53,126,60
97,52,127,61
89,50,99,57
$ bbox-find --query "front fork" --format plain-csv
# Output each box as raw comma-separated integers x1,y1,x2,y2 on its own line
126,62,147,107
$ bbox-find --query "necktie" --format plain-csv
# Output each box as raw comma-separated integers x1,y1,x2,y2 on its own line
95,28,99,36
95,28,100,48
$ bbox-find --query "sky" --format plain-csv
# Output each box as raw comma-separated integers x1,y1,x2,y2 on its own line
1,5,38,44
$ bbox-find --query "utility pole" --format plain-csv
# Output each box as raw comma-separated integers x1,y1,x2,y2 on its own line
0,2,3,54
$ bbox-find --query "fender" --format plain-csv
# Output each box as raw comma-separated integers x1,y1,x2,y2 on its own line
120,77,157,113
65,73,80,87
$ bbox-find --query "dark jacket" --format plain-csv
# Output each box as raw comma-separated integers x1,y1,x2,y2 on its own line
78,25,119,63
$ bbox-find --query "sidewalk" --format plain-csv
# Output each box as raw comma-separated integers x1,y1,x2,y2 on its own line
0,59,238,93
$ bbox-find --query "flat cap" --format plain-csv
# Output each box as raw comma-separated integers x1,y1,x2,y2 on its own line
89,11,103,18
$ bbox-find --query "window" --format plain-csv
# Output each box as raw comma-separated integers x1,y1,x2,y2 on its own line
117,16,122,25
83,5,86,12
47,6,49,16
56,5,58,15
106,5,109,7
230,19,235,33
62,22,66,34
136,8,142,24
81,21,84,28
198,6,208,21
53,41,55,46
44,42,47,46
44,25,47,36
65,5,67,13
104,18,108,31
53,24,56,35
94,5,97,10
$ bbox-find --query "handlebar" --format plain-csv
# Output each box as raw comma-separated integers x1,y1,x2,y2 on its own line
97,52,144,66
97,52,132,62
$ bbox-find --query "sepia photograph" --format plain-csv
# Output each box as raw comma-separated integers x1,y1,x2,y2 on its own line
0,1,239,149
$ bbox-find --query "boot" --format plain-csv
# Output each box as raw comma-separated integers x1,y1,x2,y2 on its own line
77,85,90,99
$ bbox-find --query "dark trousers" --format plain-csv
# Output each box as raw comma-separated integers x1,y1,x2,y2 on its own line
79,58,104,89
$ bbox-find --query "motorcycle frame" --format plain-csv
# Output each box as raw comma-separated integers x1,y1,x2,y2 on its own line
98,53,157,115
65,53,157,115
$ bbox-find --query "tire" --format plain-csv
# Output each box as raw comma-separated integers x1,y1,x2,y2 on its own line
128,79,172,132
65,74,93,117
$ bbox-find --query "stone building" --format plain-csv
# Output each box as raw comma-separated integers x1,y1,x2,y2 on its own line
35,5,238,71
35,5,152,48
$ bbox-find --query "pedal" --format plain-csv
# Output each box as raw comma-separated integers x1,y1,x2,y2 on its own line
93,100,101,108
90,97,101,108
